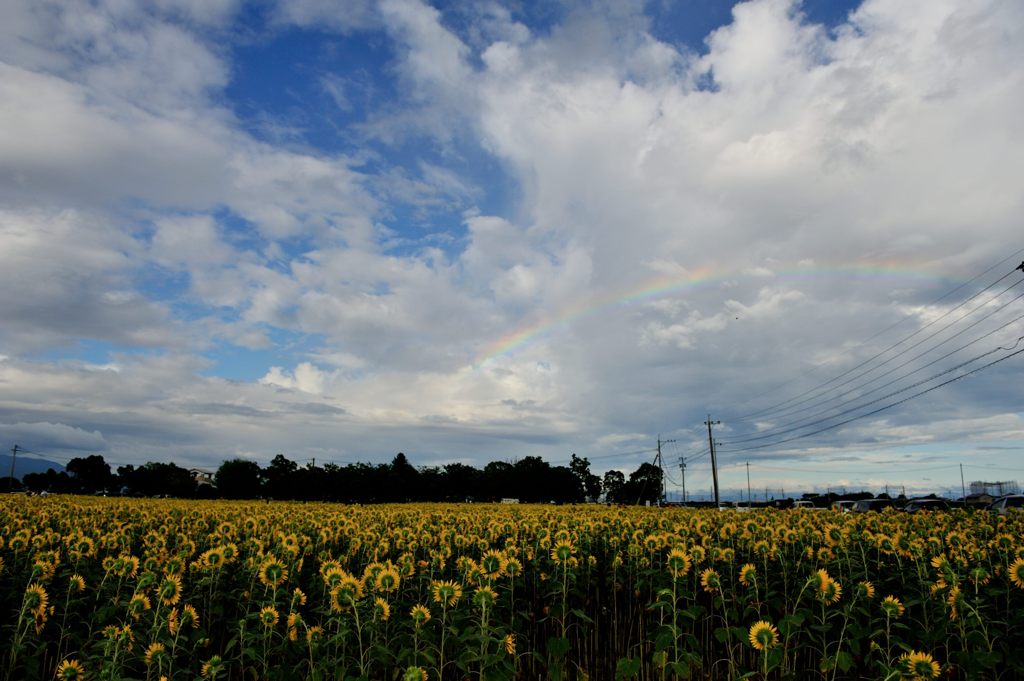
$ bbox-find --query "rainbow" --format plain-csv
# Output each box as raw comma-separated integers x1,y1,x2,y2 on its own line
472,260,957,368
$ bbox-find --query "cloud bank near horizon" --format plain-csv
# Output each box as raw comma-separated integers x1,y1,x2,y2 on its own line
1,0,1023,495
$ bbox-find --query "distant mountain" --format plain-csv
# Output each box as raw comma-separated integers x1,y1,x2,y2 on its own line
0,454,65,479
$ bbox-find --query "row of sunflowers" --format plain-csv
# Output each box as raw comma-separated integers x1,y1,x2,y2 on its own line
1,496,1023,680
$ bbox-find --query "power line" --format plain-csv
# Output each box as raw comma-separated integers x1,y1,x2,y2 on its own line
751,463,961,475
719,342,1024,453
733,253,1024,422
723,328,1024,446
753,307,1024,438
739,279,1024,430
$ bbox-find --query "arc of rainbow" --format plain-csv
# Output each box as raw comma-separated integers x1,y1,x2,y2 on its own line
472,260,956,369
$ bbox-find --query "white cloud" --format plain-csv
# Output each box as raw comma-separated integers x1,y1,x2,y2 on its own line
1,422,107,451
273,0,378,33
0,0,1022,491
0,208,176,353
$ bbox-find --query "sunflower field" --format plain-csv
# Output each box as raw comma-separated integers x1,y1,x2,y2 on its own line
2,496,1023,681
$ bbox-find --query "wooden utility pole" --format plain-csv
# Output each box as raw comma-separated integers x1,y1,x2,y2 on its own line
8,444,19,490
704,416,721,508
656,436,676,505
679,456,687,504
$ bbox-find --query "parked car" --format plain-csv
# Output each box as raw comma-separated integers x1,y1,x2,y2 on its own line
852,498,895,513
987,494,1024,515
831,500,857,513
902,498,950,513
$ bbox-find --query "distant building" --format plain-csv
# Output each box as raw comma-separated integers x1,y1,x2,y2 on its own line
969,480,1020,496
190,469,214,487
965,492,995,507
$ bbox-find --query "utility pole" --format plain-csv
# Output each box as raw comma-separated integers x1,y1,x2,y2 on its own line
656,436,676,505
679,456,687,504
960,463,966,501
704,416,721,508
746,462,752,505
8,444,19,491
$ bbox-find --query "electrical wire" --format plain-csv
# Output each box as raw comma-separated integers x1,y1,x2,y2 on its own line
750,463,961,475
719,342,1024,453
733,254,1024,422
723,328,1024,446
733,248,1024,415
738,280,1024,430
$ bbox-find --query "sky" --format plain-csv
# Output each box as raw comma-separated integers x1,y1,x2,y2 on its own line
1,0,1023,499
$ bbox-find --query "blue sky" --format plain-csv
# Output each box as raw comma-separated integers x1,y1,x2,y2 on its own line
1,0,1023,497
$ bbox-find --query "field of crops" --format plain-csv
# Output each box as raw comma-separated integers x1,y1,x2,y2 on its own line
1,497,1023,680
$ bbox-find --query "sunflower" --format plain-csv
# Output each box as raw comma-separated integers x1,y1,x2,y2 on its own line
219,543,238,564
69,574,86,594
402,667,428,681
375,566,401,593
157,574,182,606
881,595,905,618
143,642,168,667
748,621,780,651
55,659,86,680
118,555,140,579
480,549,508,579
410,604,432,627
1009,557,1024,590
258,606,279,628
196,548,226,571
431,580,463,608
821,578,842,605
898,651,941,680
969,566,990,588
167,608,179,635
24,583,49,617
504,633,516,655
292,587,307,607
946,586,961,621
128,593,151,620
104,624,134,651
473,585,498,610
163,556,185,576
666,548,692,578
258,555,288,588
501,557,520,577
181,603,200,629
305,625,323,644
322,566,348,590
330,574,364,611
287,612,302,641
699,567,720,593
857,581,876,600
550,540,576,566
200,655,224,679
373,597,391,621
738,563,756,587
33,560,56,582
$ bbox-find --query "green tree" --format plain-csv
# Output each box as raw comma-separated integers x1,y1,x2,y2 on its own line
570,454,602,502
602,469,625,503
214,459,264,499
66,454,113,493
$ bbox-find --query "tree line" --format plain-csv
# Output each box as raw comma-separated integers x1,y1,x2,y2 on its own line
15,452,665,504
